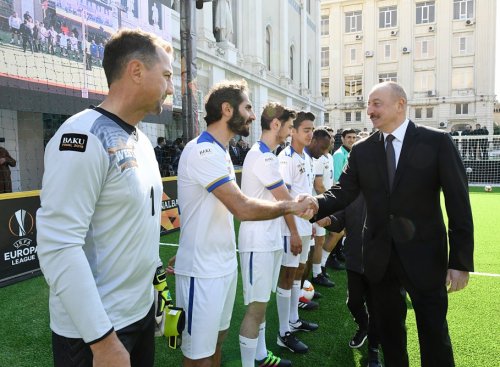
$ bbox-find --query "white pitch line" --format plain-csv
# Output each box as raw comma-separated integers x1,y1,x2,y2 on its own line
159,242,500,277
471,272,500,277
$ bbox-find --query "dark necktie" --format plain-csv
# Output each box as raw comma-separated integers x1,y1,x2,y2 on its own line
386,134,396,190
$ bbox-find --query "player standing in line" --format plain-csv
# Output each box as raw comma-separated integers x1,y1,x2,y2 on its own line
308,127,335,288
238,102,297,367
174,80,318,367
275,112,325,354
37,29,174,367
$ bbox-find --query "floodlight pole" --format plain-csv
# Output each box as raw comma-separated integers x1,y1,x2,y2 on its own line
180,0,199,143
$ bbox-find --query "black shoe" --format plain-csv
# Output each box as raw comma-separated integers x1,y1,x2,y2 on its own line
349,328,368,348
298,297,319,310
327,256,346,271
289,319,319,332
255,350,292,366
311,273,335,288
277,332,308,353
321,266,331,278
313,290,322,299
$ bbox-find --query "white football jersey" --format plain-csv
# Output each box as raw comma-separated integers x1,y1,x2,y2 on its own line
313,153,334,195
175,131,237,278
238,141,284,252
278,145,314,236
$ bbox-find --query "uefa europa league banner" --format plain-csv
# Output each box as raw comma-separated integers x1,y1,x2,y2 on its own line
0,195,41,287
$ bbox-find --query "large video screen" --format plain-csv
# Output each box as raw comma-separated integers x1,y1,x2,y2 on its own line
0,0,173,99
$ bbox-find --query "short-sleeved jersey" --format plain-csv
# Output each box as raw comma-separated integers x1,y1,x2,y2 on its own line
238,141,285,252
37,107,162,343
313,153,334,195
278,145,314,236
175,131,237,278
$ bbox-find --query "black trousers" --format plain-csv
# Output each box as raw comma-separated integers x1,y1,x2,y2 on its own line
52,304,155,367
369,250,454,367
346,269,379,348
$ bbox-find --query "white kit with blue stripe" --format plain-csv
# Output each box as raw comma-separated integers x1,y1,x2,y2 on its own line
175,131,237,278
313,153,334,195
238,141,285,252
278,145,314,237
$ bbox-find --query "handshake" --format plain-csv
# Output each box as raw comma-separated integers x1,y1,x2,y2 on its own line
291,194,319,220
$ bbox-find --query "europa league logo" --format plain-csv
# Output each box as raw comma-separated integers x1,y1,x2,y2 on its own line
8,209,34,237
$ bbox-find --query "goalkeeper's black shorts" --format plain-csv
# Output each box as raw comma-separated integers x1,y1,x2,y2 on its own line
52,303,155,367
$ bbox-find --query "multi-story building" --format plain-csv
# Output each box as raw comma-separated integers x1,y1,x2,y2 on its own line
320,0,496,134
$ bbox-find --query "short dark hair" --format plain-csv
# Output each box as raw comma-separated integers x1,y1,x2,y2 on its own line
342,129,357,138
204,80,249,126
313,127,331,141
157,137,165,145
103,28,173,87
293,111,315,129
261,102,297,130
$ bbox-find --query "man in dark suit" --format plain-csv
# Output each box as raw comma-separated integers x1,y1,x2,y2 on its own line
311,82,474,367
229,138,241,166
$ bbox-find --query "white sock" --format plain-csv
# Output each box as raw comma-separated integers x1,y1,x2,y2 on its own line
312,263,322,277
276,287,291,336
321,249,331,267
255,322,268,361
239,335,258,367
289,280,301,324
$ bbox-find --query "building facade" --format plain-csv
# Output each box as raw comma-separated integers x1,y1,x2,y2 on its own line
320,0,496,134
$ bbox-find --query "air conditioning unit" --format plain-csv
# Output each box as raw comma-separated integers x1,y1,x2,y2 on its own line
390,30,399,36
402,46,411,54
365,50,374,57
439,121,448,128
355,34,363,40
465,19,475,26
356,96,364,102
428,25,436,32
427,90,436,97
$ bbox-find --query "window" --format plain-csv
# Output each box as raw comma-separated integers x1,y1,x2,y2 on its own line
324,112,330,124
456,103,469,115
453,0,474,20
415,38,435,59
265,27,271,71
321,15,329,35
414,71,436,92
415,108,422,119
459,37,466,54
426,107,433,118
345,112,352,122
345,11,362,33
321,78,329,98
379,72,398,83
355,111,362,121
416,2,435,24
321,47,329,67
378,40,397,61
385,44,391,59
289,46,294,80
379,6,397,28
452,67,473,89
345,75,363,96
350,48,356,63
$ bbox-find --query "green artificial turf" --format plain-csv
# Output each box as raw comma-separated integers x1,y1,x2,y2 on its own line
0,189,498,366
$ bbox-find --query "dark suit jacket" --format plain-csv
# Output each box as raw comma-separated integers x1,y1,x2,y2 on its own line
229,145,241,166
315,121,474,291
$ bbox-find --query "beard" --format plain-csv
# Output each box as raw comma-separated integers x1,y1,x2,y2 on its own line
227,110,250,137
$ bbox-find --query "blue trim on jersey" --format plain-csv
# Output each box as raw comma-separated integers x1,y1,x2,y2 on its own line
284,145,295,157
304,147,312,158
249,252,254,285
266,179,284,190
187,277,194,335
315,174,324,177
257,141,271,153
206,175,232,192
283,237,288,253
197,131,226,151
285,183,292,190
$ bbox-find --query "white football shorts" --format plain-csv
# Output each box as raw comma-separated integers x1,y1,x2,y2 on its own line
281,235,311,267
